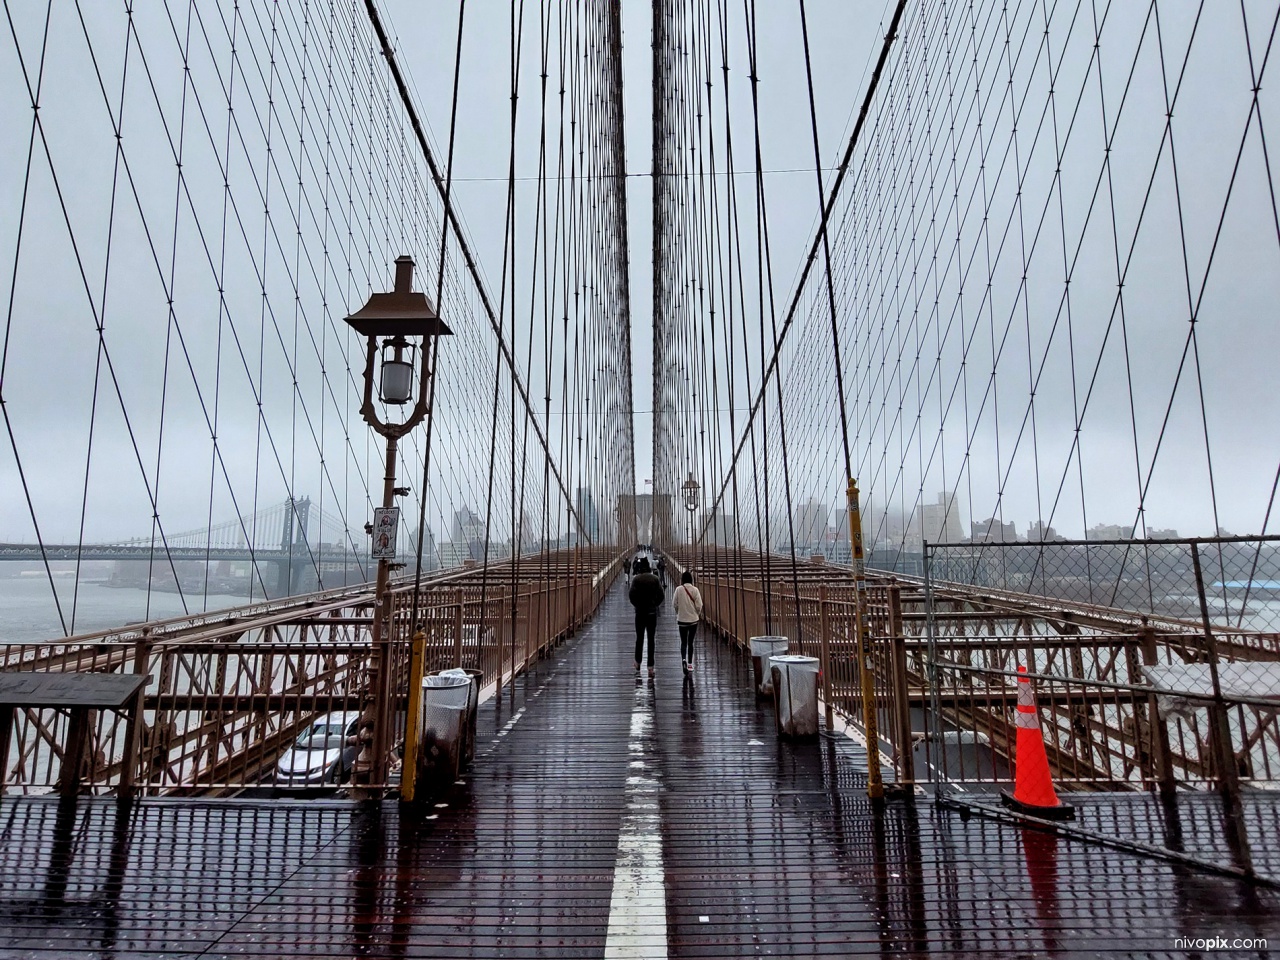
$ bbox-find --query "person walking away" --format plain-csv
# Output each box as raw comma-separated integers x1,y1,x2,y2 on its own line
673,570,704,676
623,556,632,582
628,558,664,677
656,555,667,587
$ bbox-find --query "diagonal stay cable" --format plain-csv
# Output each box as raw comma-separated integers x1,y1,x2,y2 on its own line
362,0,585,537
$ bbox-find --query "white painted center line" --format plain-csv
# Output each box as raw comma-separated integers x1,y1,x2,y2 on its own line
604,682,667,959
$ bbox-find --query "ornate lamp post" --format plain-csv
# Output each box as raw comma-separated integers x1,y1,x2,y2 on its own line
682,472,700,564
344,256,451,790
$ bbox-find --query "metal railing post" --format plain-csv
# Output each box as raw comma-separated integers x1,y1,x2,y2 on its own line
923,542,946,797
453,591,465,672
1191,542,1252,875
1140,624,1177,798
848,478,884,801
819,585,834,731
120,628,151,798
888,585,914,785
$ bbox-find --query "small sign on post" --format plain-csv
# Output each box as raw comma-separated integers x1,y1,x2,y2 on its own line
371,507,400,559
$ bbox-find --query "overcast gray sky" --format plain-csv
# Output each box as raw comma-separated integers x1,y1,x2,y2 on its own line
377,0,892,487
3,0,1278,559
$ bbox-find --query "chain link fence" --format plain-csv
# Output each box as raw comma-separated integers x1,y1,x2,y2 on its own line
926,537,1280,633
923,537,1280,882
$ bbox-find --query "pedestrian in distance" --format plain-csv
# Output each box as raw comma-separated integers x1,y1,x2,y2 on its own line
623,555,632,582
673,570,704,676
656,555,667,587
628,557,664,678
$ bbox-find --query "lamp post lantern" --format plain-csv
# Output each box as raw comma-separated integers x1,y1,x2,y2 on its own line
682,472,700,563
344,256,451,791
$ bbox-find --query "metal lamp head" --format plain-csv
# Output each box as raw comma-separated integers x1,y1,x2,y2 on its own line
343,256,453,433
344,256,452,405
379,338,414,405
683,472,700,512
343,256,452,340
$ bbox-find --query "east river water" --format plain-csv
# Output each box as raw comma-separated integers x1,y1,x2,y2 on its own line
0,574,259,643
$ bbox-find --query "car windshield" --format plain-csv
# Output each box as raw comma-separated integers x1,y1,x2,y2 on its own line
295,723,348,750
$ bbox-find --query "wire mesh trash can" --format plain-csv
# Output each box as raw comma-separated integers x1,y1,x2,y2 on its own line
769,654,820,738
749,636,790,697
439,667,483,768
419,673,471,788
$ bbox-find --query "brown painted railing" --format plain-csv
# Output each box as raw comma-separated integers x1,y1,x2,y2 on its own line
670,545,1280,802
0,548,621,796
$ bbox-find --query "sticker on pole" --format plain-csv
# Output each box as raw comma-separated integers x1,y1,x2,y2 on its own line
372,507,400,559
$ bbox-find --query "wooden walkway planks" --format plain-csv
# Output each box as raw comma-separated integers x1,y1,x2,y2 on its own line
0,581,1278,957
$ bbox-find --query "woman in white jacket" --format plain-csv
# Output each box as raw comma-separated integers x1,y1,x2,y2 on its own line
672,570,704,676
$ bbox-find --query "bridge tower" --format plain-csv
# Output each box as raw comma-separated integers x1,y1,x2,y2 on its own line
276,497,312,597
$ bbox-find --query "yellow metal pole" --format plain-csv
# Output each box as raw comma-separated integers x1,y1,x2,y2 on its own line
400,627,427,803
847,478,884,800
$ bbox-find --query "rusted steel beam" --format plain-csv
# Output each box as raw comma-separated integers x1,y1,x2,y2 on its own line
827,688,1149,709
164,722,305,797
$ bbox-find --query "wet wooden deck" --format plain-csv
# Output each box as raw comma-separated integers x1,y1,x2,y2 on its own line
2,583,1279,958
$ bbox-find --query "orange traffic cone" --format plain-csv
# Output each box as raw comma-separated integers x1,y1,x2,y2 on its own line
1001,665,1075,820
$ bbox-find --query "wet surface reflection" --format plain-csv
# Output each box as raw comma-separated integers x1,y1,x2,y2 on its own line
349,802,384,957
0,586,1279,957
0,798,133,956
1021,827,1062,957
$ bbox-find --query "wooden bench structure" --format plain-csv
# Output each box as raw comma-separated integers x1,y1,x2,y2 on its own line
0,672,147,800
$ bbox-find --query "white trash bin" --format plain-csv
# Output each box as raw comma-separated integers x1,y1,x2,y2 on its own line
768,654,820,738
749,636,790,696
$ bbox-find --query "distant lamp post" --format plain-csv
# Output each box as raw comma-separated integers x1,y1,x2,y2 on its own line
682,473,700,559
344,256,452,791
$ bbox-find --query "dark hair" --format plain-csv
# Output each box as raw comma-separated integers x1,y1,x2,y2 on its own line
681,570,693,585
635,557,650,572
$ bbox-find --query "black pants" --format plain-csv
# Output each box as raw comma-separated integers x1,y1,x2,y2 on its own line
678,621,698,664
634,612,657,666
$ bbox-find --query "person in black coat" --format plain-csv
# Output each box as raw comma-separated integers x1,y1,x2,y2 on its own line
628,558,665,677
